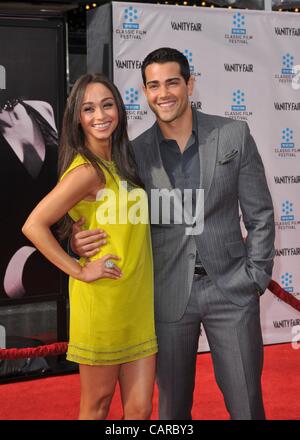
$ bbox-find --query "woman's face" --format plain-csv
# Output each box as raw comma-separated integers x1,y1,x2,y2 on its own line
79,82,119,149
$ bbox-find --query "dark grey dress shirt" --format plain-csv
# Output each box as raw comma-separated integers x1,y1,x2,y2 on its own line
156,108,202,266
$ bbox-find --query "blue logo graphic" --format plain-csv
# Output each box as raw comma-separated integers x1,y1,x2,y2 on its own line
280,272,294,293
281,128,294,149
124,88,140,110
183,49,194,72
123,6,139,30
281,53,294,75
232,12,246,35
231,90,246,111
281,200,294,221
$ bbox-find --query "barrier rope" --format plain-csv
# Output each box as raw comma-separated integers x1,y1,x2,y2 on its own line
0,342,68,360
268,279,300,312
0,281,299,360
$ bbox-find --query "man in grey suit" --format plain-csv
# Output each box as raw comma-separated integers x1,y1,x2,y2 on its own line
72,48,275,420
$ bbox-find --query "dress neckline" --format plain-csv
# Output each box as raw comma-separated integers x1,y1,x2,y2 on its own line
100,157,117,172
101,157,114,164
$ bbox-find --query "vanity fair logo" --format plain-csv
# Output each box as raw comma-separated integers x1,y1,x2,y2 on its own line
274,176,300,184
274,27,300,36
191,101,202,110
170,21,202,32
115,59,142,70
0,65,6,89
275,247,300,257
224,63,254,73
274,102,300,111
273,318,300,329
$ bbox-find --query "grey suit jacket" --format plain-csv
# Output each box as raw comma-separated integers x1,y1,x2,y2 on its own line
132,111,275,322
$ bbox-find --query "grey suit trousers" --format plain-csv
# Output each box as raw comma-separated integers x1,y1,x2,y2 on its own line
156,274,265,420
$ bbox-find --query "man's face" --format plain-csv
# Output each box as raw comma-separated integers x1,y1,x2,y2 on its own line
143,61,194,124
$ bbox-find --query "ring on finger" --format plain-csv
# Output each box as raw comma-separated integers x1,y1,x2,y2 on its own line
105,260,115,269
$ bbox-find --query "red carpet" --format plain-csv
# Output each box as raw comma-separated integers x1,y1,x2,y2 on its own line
0,343,299,420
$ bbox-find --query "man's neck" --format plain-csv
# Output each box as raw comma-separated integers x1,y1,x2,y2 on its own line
158,105,193,152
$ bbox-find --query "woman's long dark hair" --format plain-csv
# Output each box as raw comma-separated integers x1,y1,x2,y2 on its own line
58,73,144,239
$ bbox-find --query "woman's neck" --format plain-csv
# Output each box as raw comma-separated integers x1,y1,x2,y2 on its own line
87,140,112,162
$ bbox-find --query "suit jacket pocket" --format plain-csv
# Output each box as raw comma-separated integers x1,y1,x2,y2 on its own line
226,240,246,258
217,149,239,165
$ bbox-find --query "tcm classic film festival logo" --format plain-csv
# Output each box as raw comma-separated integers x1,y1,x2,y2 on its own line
273,272,300,347
116,6,147,40
182,49,202,111
274,272,300,302
123,87,147,121
274,128,300,158
274,60,300,112
224,89,252,121
275,199,300,231
273,269,300,348
274,25,300,90
183,49,201,78
274,53,299,85
225,12,253,45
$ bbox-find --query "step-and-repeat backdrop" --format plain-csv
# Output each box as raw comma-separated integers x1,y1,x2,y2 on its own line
111,2,300,350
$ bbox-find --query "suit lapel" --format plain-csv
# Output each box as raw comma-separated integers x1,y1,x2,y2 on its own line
197,113,219,202
144,113,219,198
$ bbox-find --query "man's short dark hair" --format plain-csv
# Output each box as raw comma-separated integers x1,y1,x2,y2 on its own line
141,47,191,86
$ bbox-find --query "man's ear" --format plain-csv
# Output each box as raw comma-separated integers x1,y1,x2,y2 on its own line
187,75,195,97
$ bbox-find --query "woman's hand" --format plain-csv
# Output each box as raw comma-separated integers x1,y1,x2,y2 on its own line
78,254,122,282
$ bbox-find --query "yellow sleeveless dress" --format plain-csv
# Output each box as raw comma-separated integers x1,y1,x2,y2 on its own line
61,154,157,365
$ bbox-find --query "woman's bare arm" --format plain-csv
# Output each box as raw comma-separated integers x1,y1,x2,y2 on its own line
22,164,121,282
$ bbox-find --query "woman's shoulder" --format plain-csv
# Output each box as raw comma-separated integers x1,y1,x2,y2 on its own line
60,154,96,182
70,153,89,168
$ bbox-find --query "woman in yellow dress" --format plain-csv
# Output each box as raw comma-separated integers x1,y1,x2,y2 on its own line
22,73,157,420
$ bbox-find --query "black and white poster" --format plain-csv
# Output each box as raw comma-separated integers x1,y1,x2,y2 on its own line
0,18,66,302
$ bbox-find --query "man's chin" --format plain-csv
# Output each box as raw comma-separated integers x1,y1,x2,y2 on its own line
156,112,178,123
